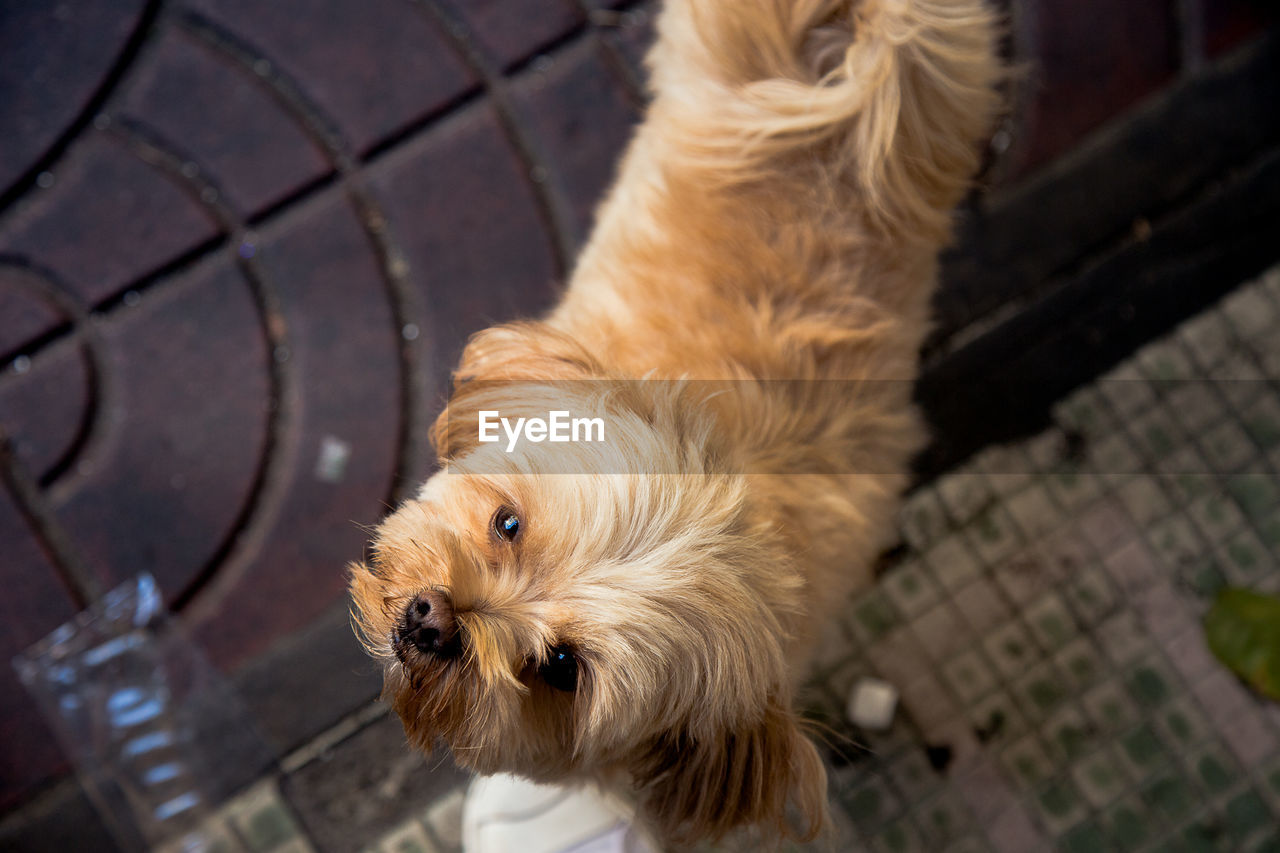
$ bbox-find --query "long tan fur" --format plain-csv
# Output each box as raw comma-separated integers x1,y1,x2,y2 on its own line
350,0,1001,845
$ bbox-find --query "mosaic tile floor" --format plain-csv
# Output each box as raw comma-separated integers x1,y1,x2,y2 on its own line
177,266,1280,852
786,264,1280,853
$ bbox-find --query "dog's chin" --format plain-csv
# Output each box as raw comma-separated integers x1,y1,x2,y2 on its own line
385,653,587,781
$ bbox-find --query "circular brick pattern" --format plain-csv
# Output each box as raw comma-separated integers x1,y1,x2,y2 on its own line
0,0,651,808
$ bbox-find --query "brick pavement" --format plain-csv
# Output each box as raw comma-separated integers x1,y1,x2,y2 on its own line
0,0,1274,842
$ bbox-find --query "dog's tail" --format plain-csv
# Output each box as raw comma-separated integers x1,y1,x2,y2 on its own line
647,0,1003,240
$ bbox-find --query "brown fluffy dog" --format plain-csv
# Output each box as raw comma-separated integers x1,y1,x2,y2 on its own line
351,0,1001,844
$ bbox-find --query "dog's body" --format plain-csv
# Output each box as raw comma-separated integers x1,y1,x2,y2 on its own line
351,0,1000,844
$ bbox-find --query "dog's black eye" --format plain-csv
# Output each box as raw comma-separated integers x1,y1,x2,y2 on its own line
540,645,578,692
493,507,521,541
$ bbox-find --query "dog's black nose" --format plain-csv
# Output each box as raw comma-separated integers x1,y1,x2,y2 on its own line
400,591,460,658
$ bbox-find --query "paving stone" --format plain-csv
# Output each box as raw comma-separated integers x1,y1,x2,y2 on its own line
956,757,1016,824
1217,526,1274,585
225,779,307,853
368,101,559,387
1002,482,1061,538
232,602,381,758
1080,496,1139,557
50,260,270,599
808,609,857,674
1013,662,1070,721
1119,722,1168,780
1061,564,1119,626
991,548,1053,608
983,620,1040,680
1137,333,1199,383
1082,679,1140,737
508,39,640,247
117,28,332,217
882,559,941,617
1100,363,1159,420
1220,710,1280,768
422,788,464,851
1241,395,1280,452
1166,380,1228,435
969,690,1030,749
1044,705,1101,765
378,818,437,853
1225,474,1280,520
452,0,583,71
194,195,402,671
1224,787,1275,844
1188,487,1248,543
0,269,65,358
1055,384,1118,440
1034,775,1088,835
1052,636,1104,694
281,714,467,853
887,749,943,803
1037,522,1096,579
1125,656,1179,711
1142,768,1197,821
923,534,982,592
1127,410,1184,471
1156,696,1213,751
1103,796,1156,850
0,0,147,194
1064,819,1116,853
900,487,949,552
1132,582,1196,645
937,473,993,526
0,133,222,310
943,649,999,705
872,817,924,853
840,775,903,830
899,674,960,733
964,504,1021,566
866,627,930,687
1072,747,1129,807
183,0,477,155
0,487,80,809
1200,417,1258,472
1046,468,1104,514
1148,510,1210,575
1191,670,1255,728
849,586,901,644
911,601,974,662
1001,734,1054,790
914,790,974,848
1185,741,1244,798
0,338,90,483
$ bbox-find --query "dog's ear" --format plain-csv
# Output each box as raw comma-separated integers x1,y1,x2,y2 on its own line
632,697,828,845
451,320,603,384
431,321,605,459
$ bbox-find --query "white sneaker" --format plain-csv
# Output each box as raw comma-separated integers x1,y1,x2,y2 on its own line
461,774,661,853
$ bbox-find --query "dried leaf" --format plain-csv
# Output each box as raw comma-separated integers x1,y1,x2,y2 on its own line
1203,587,1280,702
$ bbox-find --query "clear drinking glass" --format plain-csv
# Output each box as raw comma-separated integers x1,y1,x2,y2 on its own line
14,574,273,852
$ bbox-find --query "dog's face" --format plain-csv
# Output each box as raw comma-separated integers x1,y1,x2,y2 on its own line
349,323,827,843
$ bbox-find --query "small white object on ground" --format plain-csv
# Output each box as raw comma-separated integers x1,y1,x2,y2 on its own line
462,773,660,853
846,677,899,730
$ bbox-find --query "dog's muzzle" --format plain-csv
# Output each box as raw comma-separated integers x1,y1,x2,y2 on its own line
395,590,461,660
